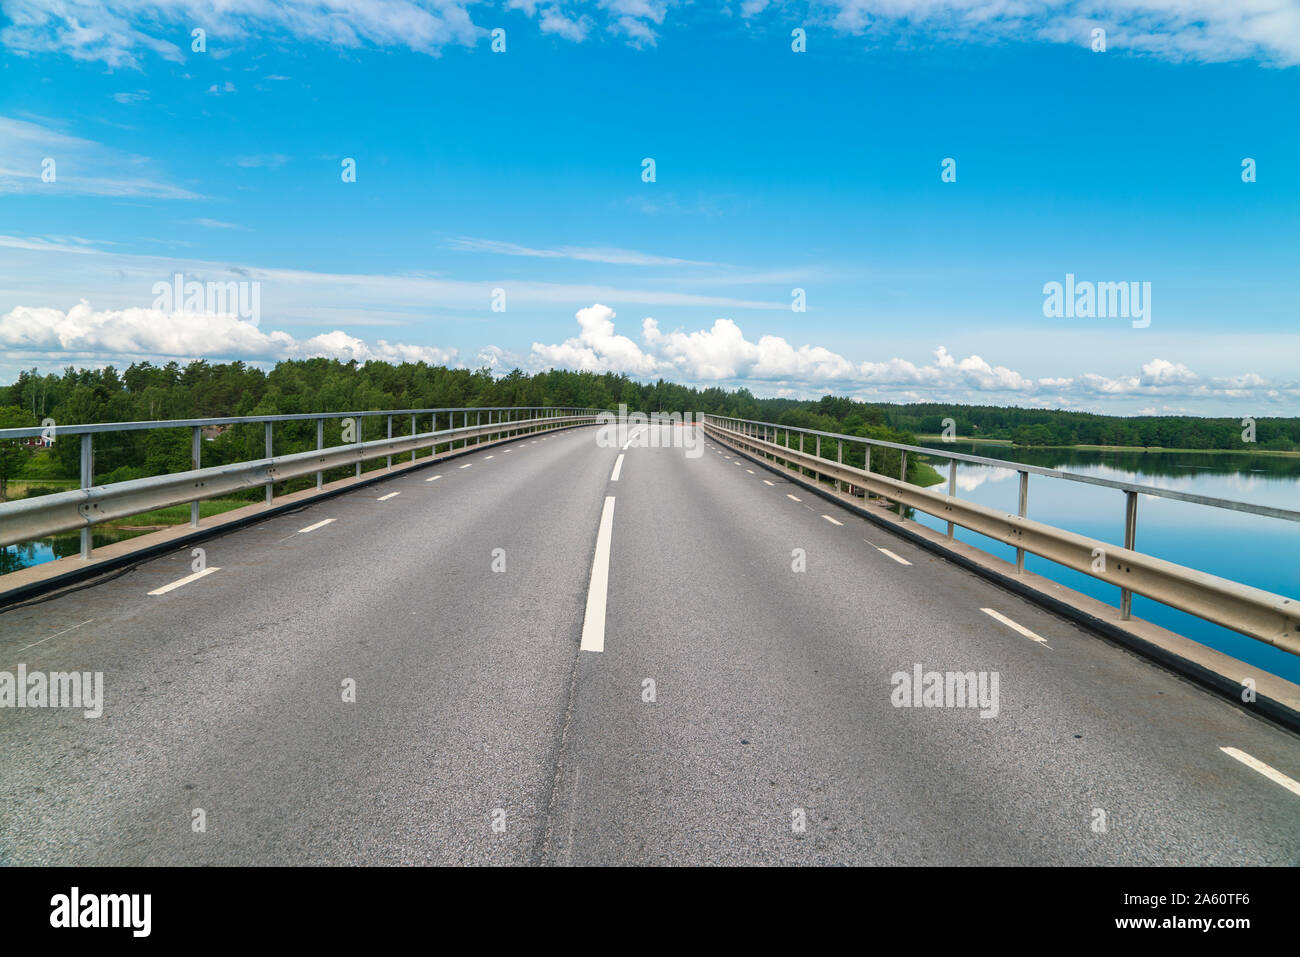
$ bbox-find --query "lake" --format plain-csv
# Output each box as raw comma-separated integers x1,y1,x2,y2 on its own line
909,443,1300,684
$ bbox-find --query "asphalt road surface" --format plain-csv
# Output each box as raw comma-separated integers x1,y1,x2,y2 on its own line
1,424,1297,865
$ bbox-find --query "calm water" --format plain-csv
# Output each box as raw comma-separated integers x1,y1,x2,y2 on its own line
910,443,1300,683
1,527,147,575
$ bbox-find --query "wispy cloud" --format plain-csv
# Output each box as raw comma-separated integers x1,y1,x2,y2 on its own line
234,153,289,169
448,237,718,267
189,218,248,230
0,116,201,199
2,0,1293,66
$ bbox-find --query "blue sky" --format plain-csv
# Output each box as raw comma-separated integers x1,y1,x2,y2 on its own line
1,1,1298,414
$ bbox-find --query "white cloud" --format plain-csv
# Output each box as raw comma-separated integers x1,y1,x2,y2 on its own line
0,115,201,199
5,0,1290,65
448,237,717,266
811,0,1300,66
524,304,1299,405
0,300,456,366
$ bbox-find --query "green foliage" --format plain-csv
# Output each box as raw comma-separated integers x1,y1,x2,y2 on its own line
2,363,1296,490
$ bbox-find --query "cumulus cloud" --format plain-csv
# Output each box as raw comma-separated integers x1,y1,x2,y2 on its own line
525,303,1297,404
0,301,456,366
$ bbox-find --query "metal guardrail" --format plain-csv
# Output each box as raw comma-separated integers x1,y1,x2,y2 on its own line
0,407,601,558
702,415,1300,657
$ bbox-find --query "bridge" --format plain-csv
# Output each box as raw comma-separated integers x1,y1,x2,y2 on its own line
0,408,1297,865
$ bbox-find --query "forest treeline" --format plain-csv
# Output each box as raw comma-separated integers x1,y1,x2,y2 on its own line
0,359,1295,497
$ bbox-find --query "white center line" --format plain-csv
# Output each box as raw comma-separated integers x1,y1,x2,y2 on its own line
299,518,335,534
378,491,400,501
485,455,494,459
426,474,443,482
980,607,1051,648
822,515,843,526
148,566,220,596
580,496,617,653
611,453,625,482
763,480,775,486
1219,747,1300,797
878,548,911,566
459,464,472,469
14,618,94,654
786,494,802,502
745,469,755,474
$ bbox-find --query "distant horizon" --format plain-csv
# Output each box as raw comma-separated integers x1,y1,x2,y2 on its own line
5,355,1300,426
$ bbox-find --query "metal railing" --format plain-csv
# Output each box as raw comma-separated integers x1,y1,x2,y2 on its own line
701,414,1300,657
0,407,602,559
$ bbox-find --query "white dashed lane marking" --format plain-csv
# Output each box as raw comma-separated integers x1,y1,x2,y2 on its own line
878,548,911,566
1219,747,1300,797
822,515,843,526
787,494,802,502
981,607,1051,649
378,491,400,501
426,474,442,482
148,567,220,596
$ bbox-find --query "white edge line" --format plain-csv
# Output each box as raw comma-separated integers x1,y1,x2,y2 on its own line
148,566,220,596
580,496,617,653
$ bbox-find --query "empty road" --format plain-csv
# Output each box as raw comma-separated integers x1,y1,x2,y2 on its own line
1,424,1297,865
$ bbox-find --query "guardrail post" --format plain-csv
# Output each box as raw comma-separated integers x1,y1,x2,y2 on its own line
1121,490,1138,619
799,433,804,476
477,410,482,444
79,433,93,559
898,450,907,517
191,426,201,527
265,422,274,505
836,440,842,492
386,415,393,469
463,411,468,447
411,414,417,462
317,419,324,489
1016,471,1028,572
946,458,957,538
355,417,362,478
815,435,821,485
